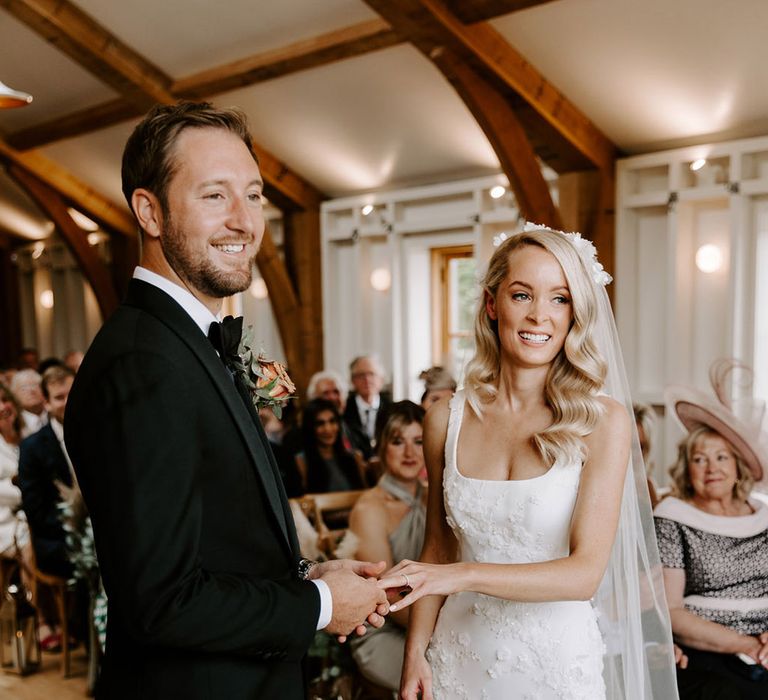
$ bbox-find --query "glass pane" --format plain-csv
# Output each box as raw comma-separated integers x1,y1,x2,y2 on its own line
448,257,477,334
449,334,475,376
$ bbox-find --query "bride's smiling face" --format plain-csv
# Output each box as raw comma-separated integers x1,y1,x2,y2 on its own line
486,244,572,369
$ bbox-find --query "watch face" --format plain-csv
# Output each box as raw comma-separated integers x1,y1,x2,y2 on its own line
299,559,315,580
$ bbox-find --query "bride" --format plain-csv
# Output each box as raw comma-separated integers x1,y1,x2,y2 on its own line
379,226,678,699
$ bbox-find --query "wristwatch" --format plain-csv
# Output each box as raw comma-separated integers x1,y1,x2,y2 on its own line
298,558,317,581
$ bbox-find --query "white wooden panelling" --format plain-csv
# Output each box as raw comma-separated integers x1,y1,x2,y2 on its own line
618,133,768,478
753,198,768,400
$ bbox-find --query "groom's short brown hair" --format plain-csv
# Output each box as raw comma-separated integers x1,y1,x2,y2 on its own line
121,101,257,223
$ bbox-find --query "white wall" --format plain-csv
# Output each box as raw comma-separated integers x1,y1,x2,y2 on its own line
617,134,768,482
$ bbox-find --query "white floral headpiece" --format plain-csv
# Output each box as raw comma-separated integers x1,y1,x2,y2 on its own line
492,222,612,287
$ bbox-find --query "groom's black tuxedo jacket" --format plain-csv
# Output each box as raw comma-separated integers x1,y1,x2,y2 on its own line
65,279,319,700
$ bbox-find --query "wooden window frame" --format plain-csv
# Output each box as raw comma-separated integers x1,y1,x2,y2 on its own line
430,244,474,366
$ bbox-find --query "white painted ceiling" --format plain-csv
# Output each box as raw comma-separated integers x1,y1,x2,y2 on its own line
1,0,768,240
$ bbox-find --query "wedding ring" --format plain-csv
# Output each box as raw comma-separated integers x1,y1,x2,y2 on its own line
403,573,410,588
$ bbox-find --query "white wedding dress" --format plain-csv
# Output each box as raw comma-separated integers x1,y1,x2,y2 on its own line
427,391,606,700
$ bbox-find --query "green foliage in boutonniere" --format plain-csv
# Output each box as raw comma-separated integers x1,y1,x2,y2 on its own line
237,324,296,419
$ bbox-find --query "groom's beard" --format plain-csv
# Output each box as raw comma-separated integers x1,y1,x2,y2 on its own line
161,214,256,299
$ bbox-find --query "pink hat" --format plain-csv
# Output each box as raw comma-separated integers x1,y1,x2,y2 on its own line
665,360,768,483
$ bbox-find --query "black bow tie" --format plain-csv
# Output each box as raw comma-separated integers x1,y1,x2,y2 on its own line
208,315,244,371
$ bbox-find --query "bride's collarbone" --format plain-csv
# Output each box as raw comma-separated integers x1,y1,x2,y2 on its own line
457,420,551,481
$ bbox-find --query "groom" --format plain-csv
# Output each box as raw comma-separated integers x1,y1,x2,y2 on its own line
64,102,387,699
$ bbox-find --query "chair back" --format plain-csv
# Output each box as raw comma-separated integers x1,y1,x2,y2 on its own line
298,490,365,558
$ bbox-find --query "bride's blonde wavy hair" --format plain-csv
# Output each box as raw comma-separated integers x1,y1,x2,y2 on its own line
464,228,607,465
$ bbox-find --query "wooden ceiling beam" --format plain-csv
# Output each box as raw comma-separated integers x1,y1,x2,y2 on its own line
8,19,400,151
174,19,400,100
434,48,561,228
7,99,143,152
1,0,325,210
252,144,322,212
0,0,172,109
255,225,301,378
10,164,121,318
7,19,398,151
6,2,554,153
364,0,616,172
0,138,135,236
442,0,560,24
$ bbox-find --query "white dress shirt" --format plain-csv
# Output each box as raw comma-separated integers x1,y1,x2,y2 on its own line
20,409,47,439
355,393,380,440
133,267,332,630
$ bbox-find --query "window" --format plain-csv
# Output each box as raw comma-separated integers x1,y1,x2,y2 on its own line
431,245,477,377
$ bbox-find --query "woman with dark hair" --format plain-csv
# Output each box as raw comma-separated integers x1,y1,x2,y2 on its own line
349,400,427,691
295,398,365,494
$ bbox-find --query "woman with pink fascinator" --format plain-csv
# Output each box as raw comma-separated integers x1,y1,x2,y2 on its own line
656,360,768,698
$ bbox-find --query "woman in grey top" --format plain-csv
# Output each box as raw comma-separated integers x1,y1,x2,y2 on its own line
349,401,427,691
656,365,768,699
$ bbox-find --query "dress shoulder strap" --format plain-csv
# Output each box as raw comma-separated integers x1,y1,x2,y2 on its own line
443,389,465,473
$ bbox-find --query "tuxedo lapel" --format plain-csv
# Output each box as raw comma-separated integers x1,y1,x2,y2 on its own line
231,373,299,554
125,280,293,555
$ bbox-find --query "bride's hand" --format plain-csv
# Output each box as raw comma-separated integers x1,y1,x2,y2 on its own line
400,650,433,700
378,560,464,611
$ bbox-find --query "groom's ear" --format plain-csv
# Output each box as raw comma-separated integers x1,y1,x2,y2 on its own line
132,188,163,240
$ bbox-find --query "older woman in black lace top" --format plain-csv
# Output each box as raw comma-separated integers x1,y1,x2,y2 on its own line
656,371,768,699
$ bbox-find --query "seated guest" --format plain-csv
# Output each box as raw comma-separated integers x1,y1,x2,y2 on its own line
296,398,365,494
18,366,77,578
343,355,392,459
655,367,768,699
419,366,456,410
308,369,371,461
11,369,47,438
0,382,29,558
349,401,426,692
307,370,348,412
38,357,65,375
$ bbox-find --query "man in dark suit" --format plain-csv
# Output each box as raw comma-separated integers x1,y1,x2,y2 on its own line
18,365,76,579
342,355,392,457
65,102,387,700
19,365,86,649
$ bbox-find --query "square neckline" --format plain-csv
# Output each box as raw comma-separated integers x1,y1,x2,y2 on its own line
449,391,563,484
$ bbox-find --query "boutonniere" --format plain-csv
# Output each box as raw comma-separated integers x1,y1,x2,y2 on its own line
237,325,296,419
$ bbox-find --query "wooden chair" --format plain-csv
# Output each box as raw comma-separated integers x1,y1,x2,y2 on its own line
300,490,365,558
15,534,74,678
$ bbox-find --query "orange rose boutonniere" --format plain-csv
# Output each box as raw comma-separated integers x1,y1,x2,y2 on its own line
238,326,296,418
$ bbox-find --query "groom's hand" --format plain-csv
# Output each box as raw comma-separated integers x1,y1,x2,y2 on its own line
320,567,389,638
310,558,386,581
